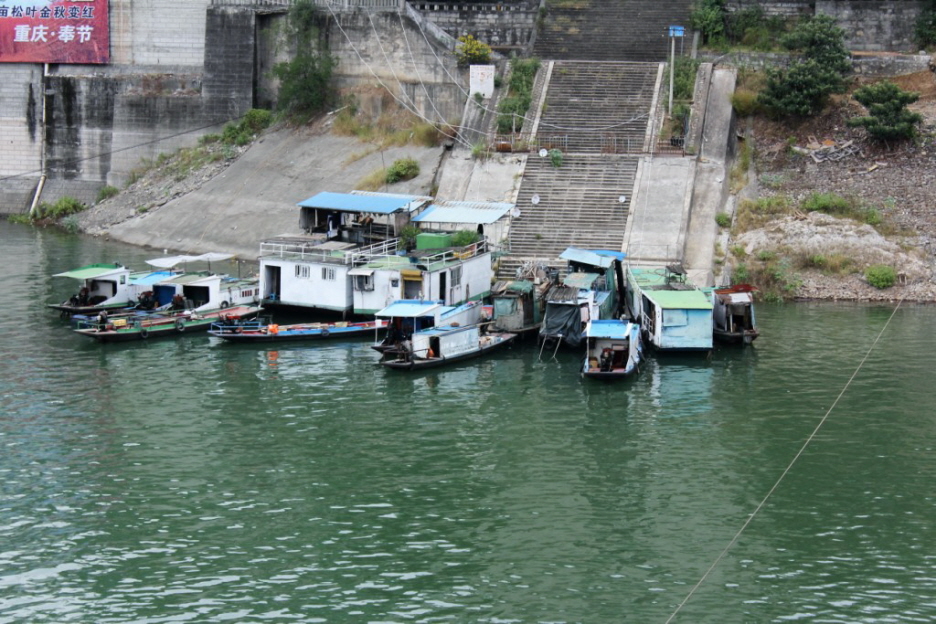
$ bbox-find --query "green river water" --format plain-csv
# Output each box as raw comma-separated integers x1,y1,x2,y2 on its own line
1,220,935,623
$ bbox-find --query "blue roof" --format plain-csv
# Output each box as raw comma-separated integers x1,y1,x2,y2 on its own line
412,200,513,225
297,191,429,215
375,300,443,318
130,270,179,286
586,320,635,340
560,247,626,268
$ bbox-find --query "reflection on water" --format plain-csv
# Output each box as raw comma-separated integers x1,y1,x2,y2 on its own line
3,222,936,622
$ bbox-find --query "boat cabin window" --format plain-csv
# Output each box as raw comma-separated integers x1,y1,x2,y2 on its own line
450,266,462,287
321,267,336,281
295,265,311,279
353,274,374,291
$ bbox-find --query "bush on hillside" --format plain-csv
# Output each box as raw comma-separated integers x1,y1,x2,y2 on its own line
455,35,492,66
865,264,897,289
385,158,419,184
758,15,850,117
848,81,923,142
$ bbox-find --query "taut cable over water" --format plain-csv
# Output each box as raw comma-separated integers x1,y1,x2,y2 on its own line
663,296,907,623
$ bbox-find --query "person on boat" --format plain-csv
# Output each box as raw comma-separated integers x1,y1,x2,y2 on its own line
97,310,109,330
600,348,613,372
78,287,90,306
137,291,156,310
170,294,186,311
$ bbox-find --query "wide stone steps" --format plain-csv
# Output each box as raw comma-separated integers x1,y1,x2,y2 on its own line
533,61,659,155
533,0,694,62
502,154,639,264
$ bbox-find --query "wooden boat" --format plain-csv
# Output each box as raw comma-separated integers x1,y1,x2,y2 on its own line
72,305,261,343
380,324,516,371
47,263,157,316
372,299,484,354
582,319,643,381
625,264,714,352
208,318,387,343
490,261,556,337
710,284,759,345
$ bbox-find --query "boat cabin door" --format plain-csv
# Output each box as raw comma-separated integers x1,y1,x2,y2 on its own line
264,265,281,301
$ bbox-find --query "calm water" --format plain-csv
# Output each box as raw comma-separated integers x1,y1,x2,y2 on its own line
2,220,936,623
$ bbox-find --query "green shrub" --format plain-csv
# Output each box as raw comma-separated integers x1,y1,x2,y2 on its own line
271,0,336,121
385,158,419,184
8,214,31,225
690,0,726,45
549,149,563,168
454,34,492,66
715,212,731,227
731,88,759,116
96,185,119,202
802,191,852,215
758,15,850,117
733,262,749,282
451,229,480,247
38,196,85,219
496,58,539,134
865,264,897,289
221,109,274,146
915,8,936,49
848,81,923,142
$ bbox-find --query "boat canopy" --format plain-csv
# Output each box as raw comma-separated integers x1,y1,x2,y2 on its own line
560,247,626,268
130,270,179,286
53,263,127,279
146,253,233,268
376,300,443,319
643,289,713,310
562,272,601,290
586,319,633,340
412,200,513,225
298,191,430,215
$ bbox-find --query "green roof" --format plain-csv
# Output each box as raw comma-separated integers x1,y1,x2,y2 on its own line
53,263,127,280
643,289,712,310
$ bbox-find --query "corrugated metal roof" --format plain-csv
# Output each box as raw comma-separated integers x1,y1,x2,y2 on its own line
560,247,625,268
562,272,600,289
375,300,443,318
545,285,581,304
53,264,127,279
586,319,635,340
412,200,513,224
297,191,429,214
643,289,713,310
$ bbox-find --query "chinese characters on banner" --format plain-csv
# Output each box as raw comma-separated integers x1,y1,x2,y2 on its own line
0,0,109,64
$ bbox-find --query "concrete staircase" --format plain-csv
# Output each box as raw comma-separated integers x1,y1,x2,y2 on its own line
533,0,694,62
533,61,661,155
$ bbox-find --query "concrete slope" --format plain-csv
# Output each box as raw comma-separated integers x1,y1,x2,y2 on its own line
106,126,445,261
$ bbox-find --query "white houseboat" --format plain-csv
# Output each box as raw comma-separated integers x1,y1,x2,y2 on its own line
626,264,714,352
259,191,431,314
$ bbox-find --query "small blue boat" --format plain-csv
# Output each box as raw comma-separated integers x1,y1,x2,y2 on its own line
582,319,642,380
208,318,387,343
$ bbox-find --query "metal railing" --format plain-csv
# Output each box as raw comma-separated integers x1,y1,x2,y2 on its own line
210,0,403,9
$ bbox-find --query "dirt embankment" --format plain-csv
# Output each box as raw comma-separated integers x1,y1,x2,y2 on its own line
736,69,936,302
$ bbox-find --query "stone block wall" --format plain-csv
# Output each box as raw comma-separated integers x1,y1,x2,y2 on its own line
817,0,925,52
412,1,539,50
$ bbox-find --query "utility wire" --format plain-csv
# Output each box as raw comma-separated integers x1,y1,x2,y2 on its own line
663,297,906,623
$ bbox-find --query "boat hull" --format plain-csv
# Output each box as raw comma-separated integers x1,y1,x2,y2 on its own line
209,320,386,343
73,306,261,342
381,332,516,371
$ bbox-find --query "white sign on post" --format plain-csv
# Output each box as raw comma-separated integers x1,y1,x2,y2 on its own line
469,65,495,100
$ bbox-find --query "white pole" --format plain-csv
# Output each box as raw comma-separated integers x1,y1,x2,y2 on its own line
668,34,675,117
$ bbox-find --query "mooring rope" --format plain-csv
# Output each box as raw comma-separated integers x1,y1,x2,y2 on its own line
663,296,906,623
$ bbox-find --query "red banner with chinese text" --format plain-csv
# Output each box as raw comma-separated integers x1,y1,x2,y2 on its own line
0,1,109,64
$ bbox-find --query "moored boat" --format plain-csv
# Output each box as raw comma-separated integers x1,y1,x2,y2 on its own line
208,318,387,343
73,305,261,343
710,284,759,345
48,263,154,316
372,299,484,354
581,319,643,381
380,323,515,371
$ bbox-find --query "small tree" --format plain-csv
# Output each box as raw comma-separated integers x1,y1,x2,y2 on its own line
758,15,850,117
690,0,726,45
454,35,492,66
272,0,336,120
848,81,923,142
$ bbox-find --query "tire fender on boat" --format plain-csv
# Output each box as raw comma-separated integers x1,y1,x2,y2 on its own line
176,318,186,332
140,328,150,339
320,328,330,337
221,301,230,309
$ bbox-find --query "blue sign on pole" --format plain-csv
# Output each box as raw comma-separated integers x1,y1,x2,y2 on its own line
669,25,685,38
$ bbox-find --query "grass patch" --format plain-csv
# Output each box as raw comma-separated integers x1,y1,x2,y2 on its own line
96,185,119,203
733,194,794,233
729,139,752,193
793,251,854,275
715,212,731,228
357,167,388,191
736,252,802,302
